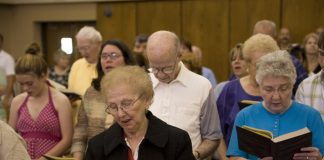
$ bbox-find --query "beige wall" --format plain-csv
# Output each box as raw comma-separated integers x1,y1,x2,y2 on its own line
0,3,96,59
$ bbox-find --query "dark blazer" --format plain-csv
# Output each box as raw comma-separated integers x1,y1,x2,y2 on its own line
85,111,195,160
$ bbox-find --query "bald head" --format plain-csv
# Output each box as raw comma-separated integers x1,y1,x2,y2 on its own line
146,31,180,58
253,20,277,38
146,31,181,83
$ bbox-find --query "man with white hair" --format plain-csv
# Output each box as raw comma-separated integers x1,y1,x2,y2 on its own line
68,26,102,96
146,30,222,160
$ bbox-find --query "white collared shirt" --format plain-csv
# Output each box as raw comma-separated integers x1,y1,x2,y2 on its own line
149,62,222,149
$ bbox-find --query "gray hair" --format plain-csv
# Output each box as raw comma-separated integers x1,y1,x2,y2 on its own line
255,50,296,85
101,66,154,102
75,26,102,43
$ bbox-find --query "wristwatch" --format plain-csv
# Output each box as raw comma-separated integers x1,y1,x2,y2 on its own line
194,150,201,160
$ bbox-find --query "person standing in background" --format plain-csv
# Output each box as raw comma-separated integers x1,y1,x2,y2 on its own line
68,26,102,97
301,33,321,75
192,45,218,88
253,19,308,97
68,26,102,125
133,34,148,54
296,33,324,121
48,49,71,88
0,33,15,121
277,27,291,50
179,39,218,88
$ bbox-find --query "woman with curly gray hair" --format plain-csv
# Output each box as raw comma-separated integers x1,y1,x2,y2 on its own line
227,50,324,160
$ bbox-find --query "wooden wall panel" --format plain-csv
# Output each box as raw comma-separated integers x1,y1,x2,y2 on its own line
282,0,324,43
230,0,281,47
182,0,230,82
136,1,181,37
97,2,136,48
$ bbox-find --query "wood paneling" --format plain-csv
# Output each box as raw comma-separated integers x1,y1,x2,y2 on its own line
282,0,324,43
182,0,229,81
230,0,281,47
95,0,323,82
97,2,136,47
136,1,181,37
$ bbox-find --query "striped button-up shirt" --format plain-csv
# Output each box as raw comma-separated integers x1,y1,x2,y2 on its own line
296,70,324,121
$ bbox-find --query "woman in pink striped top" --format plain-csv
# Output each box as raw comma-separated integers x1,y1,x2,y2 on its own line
9,52,73,160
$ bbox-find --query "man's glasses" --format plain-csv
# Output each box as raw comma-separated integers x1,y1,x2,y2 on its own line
101,52,122,61
150,61,178,74
105,94,142,114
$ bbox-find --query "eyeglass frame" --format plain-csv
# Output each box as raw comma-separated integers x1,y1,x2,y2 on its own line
260,83,292,96
105,94,143,114
101,52,122,61
149,58,179,74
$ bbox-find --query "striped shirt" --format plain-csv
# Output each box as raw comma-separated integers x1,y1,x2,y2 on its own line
296,70,324,121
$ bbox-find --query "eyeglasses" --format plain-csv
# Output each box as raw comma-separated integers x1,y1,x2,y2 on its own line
150,61,178,74
101,52,122,61
261,84,291,95
77,45,92,53
105,94,142,114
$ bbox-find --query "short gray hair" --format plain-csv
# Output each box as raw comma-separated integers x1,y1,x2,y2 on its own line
255,50,296,85
75,26,102,43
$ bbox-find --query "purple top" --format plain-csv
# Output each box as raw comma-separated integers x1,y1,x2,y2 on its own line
216,79,263,146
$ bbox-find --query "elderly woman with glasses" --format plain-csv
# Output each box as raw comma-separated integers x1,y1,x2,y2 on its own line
85,66,195,160
227,51,324,160
71,40,137,160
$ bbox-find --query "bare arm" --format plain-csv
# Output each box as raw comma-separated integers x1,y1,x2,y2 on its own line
8,94,24,130
3,75,15,118
40,91,73,159
194,138,220,159
216,138,229,160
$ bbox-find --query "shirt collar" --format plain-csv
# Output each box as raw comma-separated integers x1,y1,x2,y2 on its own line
103,111,169,156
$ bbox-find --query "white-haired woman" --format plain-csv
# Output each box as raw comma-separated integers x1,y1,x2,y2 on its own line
227,51,324,160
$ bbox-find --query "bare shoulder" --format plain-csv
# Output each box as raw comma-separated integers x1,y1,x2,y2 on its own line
50,87,71,110
11,93,28,111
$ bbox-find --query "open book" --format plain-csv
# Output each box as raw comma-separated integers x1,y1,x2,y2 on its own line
47,79,81,100
236,125,312,160
238,100,259,110
43,154,74,160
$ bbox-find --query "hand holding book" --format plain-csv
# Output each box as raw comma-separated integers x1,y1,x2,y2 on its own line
236,126,312,160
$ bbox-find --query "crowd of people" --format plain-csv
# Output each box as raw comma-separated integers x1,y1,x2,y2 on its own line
0,19,323,160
